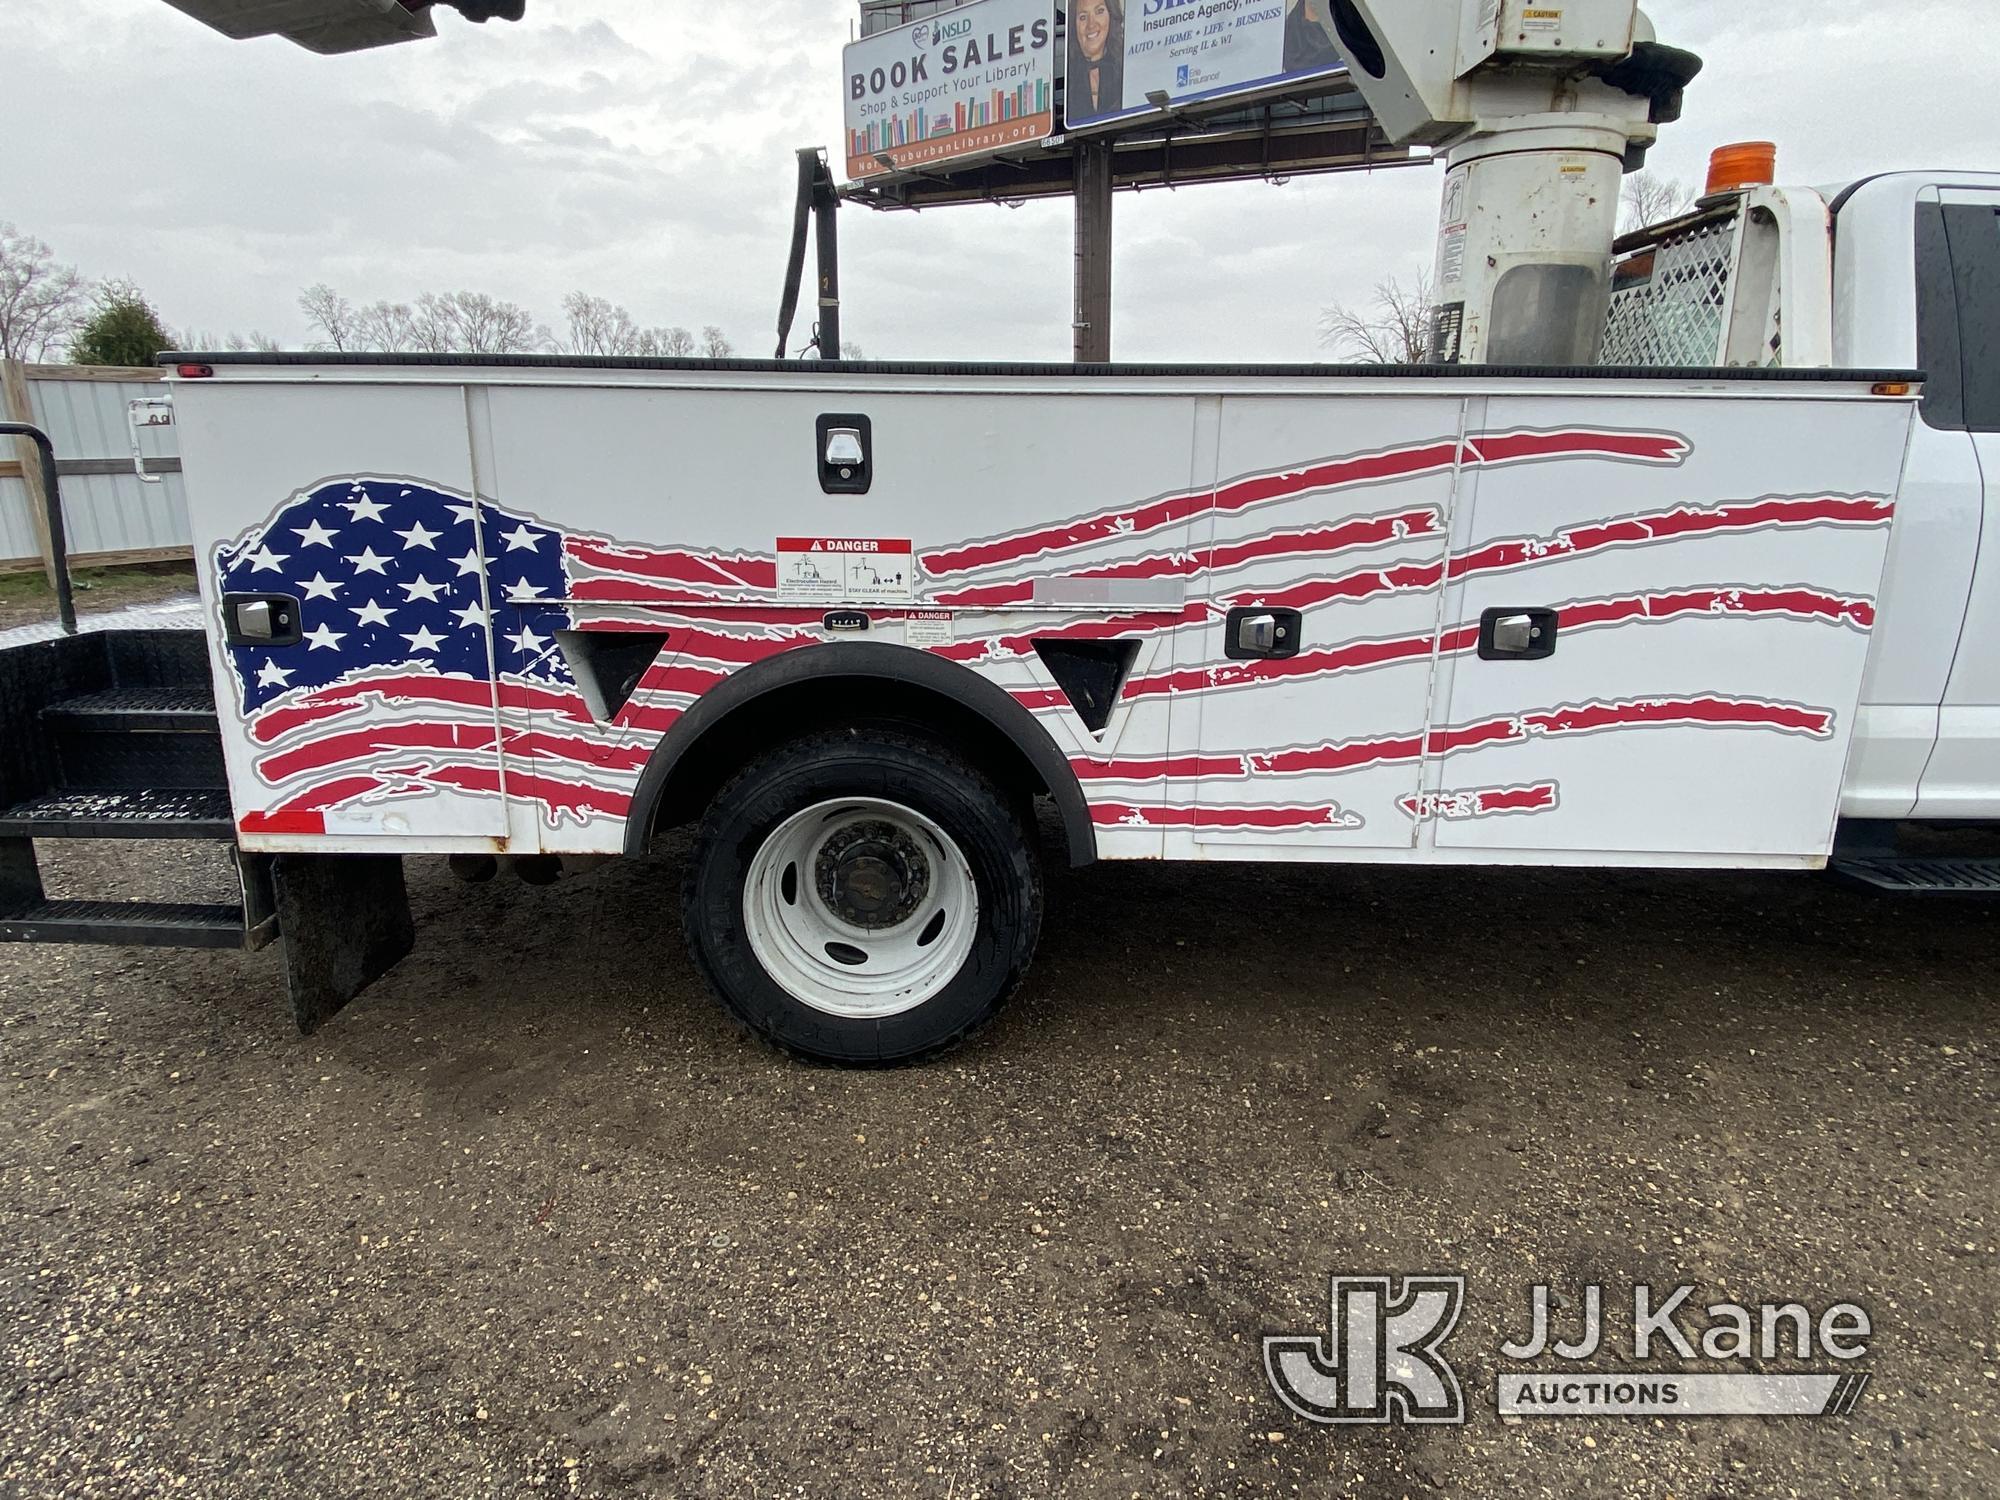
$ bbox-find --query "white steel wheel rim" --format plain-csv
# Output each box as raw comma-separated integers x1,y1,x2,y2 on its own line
743,797,980,1019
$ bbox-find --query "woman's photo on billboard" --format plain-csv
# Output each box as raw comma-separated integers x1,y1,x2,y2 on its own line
1066,0,1124,120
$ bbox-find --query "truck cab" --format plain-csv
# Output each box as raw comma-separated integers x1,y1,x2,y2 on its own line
1608,167,2000,823
1836,172,2000,820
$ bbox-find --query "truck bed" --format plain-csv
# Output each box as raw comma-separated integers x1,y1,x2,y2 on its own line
160,354,1919,868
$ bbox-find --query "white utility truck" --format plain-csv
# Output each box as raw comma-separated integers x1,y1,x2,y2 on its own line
0,0,1991,1062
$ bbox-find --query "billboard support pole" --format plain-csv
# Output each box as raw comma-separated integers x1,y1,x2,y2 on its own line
813,159,843,360
1073,139,1113,363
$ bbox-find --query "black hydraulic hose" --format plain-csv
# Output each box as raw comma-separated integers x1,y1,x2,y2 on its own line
776,149,819,358
0,422,74,636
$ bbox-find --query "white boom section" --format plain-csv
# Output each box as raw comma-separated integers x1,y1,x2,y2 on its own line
159,0,435,52
159,0,522,53
1325,0,1696,365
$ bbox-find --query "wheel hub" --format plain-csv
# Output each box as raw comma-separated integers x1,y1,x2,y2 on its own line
743,797,980,1020
817,821,930,929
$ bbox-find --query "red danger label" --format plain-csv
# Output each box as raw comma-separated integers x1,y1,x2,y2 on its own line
776,537,915,604
779,537,912,555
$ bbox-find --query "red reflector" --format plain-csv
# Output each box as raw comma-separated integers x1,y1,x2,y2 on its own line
176,362,215,379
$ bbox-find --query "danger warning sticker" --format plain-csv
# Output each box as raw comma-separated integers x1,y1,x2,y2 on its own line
777,537,915,604
903,610,954,647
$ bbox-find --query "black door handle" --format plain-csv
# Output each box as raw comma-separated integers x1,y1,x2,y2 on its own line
1225,607,1303,660
1479,607,1560,661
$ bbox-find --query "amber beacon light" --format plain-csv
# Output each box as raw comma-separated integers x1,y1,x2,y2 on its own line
1706,140,1778,197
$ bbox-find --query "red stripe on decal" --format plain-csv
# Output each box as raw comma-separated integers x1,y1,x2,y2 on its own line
1559,587,1876,632
1079,697,1834,783
921,438,1459,577
1400,783,1561,821
239,775,389,834
1444,494,1893,584
249,675,603,742
933,607,1206,666
256,721,503,783
570,578,790,607
1123,588,1873,702
1089,802,1357,830
1224,496,1896,614
567,540,776,591
1464,428,1689,465
238,809,327,836
425,764,634,822
1123,627,1463,700
930,509,1448,607
921,429,1684,578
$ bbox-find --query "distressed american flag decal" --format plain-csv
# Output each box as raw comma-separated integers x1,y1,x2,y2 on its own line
218,478,582,836
209,427,1890,847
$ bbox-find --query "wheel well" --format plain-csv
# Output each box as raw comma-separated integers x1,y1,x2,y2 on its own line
629,655,1097,867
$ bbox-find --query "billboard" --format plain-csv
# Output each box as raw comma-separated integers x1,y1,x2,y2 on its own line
845,0,1058,181
1064,0,1344,131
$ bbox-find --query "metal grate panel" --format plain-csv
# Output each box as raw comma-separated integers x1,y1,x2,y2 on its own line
42,686,218,735
1601,215,1739,367
0,897,248,949
0,787,234,838
1834,857,2000,894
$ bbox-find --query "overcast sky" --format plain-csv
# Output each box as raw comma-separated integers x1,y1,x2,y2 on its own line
3,0,1992,361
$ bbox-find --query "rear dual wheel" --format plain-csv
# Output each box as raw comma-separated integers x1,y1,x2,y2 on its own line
681,730,1042,1065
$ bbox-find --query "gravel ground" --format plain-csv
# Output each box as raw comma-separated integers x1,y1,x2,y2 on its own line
0,565,199,635
1,828,1994,1498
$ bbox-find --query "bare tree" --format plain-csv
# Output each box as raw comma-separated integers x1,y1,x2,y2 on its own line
298,283,357,351
181,327,283,352
562,291,641,356
354,300,419,353
1620,171,1691,235
1317,268,1435,364
0,224,89,362
560,292,695,359
297,284,714,358
411,291,549,354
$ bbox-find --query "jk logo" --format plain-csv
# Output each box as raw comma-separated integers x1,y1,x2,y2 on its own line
1264,1275,1467,1425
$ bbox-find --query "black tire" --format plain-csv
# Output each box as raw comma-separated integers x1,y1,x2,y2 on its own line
681,728,1042,1065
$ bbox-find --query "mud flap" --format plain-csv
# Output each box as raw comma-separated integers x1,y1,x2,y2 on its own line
271,854,415,1034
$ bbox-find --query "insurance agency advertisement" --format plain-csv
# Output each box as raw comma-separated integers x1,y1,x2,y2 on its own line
1065,0,1344,130
845,0,1058,180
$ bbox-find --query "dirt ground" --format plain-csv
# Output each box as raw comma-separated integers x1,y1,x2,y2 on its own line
0,827,1993,1499
0,564,199,633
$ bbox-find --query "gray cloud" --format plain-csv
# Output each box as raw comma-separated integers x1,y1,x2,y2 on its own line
4,0,1993,358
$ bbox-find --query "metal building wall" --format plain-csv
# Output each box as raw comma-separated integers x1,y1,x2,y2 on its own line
0,366,190,570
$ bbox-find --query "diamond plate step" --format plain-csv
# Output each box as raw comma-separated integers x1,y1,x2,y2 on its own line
42,686,218,733
0,788,235,840
0,897,251,949
1832,857,2000,894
